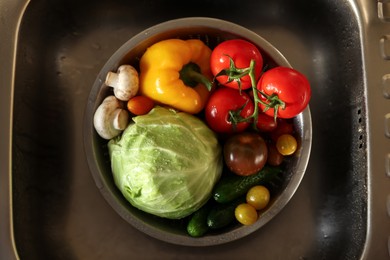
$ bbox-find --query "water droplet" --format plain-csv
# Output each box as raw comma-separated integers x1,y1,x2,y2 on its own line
91,43,101,50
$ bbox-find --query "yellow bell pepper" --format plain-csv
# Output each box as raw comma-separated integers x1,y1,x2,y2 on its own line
139,39,213,114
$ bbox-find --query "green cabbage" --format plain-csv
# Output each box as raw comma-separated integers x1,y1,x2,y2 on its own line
108,106,222,219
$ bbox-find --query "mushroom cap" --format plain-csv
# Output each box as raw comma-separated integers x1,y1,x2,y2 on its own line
93,95,129,139
106,65,139,101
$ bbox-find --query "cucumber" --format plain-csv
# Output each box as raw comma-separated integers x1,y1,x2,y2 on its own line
187,202,212,237
213,165,283,204
207,196,245,230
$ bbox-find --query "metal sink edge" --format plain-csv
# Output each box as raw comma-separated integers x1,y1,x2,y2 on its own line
0,1,31,259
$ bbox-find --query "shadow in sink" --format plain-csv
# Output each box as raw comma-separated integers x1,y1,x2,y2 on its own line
12,0,366,259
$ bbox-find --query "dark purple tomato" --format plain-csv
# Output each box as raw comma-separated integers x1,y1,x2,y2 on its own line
223,132,268,176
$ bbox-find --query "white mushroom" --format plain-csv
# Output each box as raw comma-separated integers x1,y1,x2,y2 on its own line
93,95,129,140
105,64,139,101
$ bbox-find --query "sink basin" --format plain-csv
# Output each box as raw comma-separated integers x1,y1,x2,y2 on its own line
1,0,390,259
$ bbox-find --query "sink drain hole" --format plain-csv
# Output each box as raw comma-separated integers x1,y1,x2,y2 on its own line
357,108,365,150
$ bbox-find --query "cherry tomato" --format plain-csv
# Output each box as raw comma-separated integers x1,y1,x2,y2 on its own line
127,95,155,115
256,112,277,132
276,134,298,156
210,39,263,90
235,203,258,225
223,132,268,176
257,67,311,119
246,185,270,210
270,118,294,142
267,142,284,166
205,87,254,133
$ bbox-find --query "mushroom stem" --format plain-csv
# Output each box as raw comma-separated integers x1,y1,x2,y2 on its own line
106,71,120,88
112,109,129,130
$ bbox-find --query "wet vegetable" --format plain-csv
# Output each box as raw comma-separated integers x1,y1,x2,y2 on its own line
276,134,298,156
93,95,129,140
246,185,270,210
105,64,139,101
139,39,213,114
127,95,155,115
223,132,268,176
187,202,212,237
210,39,263,90
207,197,245,229
235,203,258,225
205,87,254,133
108,107,222,219
256,112,278,132
257,66,311,119
267,143,284,166
97,36,311,237
213,165,283,204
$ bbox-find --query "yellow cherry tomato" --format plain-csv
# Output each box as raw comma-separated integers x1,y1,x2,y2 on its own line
246,185,270,210
235,203,258,225
276,134,298,156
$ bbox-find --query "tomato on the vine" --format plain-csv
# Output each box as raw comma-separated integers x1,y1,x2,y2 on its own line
210,39,263,90
256,112,277,132
205,87,254,133
257,66,311,119
270,118,294,142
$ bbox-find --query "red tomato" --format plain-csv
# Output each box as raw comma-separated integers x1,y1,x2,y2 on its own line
266,142,284,166
205,87,254,133
256,112,277,132
270,118,294,142
210,39,263,90
127,95,155,115
257,67,311,119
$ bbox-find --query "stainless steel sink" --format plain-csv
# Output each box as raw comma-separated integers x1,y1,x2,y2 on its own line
1,0,389,259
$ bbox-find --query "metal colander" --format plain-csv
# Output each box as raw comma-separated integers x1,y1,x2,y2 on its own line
83,17,312,246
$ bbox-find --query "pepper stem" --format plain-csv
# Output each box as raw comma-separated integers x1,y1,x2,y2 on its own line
180,62,213,91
